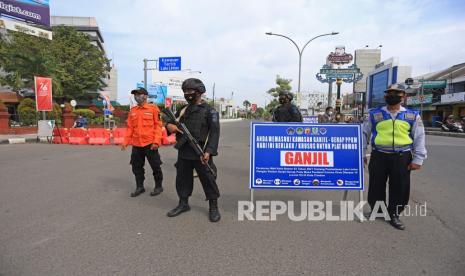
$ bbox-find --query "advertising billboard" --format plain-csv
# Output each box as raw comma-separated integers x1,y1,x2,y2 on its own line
0,0,50,27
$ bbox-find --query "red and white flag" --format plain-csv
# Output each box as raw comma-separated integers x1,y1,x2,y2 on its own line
34,76,53,111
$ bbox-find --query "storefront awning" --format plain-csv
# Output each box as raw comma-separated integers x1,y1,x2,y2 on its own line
432,101,465,106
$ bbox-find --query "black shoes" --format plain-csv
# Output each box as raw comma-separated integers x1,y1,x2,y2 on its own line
389,215,406,230
209,199,221,222
130,187,145,197
167,198,191,217
167,198,221,222
150,187,163,196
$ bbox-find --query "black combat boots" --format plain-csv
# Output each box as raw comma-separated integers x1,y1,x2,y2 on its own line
150,181,163,196
209,199,221,222
167,198,191,217
130,179,145,197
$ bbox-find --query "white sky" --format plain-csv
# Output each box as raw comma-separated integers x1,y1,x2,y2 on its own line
51,0,465,107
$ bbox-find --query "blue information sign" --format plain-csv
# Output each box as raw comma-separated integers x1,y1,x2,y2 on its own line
158,56,181,71
250,123,363,190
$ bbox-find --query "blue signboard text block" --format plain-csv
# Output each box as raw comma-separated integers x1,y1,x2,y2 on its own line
159,56,181,71
250,123,363,190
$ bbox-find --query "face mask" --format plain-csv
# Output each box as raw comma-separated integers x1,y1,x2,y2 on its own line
385,94,402,105
184,92,197,103
134,95,145,104
327,111,333,116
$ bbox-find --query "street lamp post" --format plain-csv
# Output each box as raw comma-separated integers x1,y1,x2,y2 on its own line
143,58,158,90
265,31,339,108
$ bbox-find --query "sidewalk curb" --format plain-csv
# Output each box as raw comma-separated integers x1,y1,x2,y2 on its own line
0,137,49,144
220,119,243,123
426,131,465,138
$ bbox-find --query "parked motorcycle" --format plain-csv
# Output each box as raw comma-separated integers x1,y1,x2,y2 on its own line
436,121,464,133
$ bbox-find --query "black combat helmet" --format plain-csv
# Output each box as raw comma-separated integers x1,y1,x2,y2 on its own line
279,91,293,101
182,78,206,94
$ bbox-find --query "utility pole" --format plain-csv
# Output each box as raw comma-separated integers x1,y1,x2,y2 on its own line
212,83,216,106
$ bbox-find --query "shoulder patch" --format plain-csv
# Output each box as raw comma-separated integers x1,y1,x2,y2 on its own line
405,113,416,121
373,112,384,122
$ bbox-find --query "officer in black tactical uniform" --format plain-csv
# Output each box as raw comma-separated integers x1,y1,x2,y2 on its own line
164,78,221,222
272,91,303,122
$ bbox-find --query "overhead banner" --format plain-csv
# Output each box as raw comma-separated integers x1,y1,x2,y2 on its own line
0,0,51,27
136,83,168,105
34,76,52,111
406,94,433,105
250,123,363,190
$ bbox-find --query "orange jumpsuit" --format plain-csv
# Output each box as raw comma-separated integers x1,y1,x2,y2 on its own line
123,103,162,147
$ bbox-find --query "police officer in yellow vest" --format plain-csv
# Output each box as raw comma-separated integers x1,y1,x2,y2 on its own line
363,84,427,230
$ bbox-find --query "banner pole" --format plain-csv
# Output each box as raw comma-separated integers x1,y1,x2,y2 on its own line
250,189,254,206
359,189,364,223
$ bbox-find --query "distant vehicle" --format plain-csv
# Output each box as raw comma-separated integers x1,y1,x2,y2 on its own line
436,121,464,133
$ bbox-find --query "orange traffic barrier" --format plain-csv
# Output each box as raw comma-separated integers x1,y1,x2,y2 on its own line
52,128,69,144
88,128,111,145
69,128,88,145
112,128,127,145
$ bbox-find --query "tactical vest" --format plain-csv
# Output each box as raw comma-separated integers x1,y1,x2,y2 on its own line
179,104,210,143
369,107,418,153
273,104,302,122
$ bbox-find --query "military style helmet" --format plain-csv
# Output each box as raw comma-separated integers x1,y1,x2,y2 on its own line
279,91,293,101
182,78,206,94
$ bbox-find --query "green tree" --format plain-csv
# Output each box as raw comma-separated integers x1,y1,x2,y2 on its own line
267,75,293,99
243,100,251,109
17,98,38,126
263,99,280,121
0,26,110,102
73,108,95,119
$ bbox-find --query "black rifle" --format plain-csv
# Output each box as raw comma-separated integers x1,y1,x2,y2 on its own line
163,108,217,179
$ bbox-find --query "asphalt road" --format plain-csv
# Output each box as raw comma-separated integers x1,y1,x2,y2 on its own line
1,120,464,275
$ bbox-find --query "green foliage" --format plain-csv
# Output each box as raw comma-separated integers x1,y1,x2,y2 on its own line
265,98,279,112
90,116,121,126
254,107,265,118
0,26,110,101
243,100,251,109
18,98,38,126
48,103,62,123
118,105,130,112
90,116,105,125
73,108,95,119
267,75,292,98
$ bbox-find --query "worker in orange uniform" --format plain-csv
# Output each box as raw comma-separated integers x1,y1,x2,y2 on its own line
121,88,164,197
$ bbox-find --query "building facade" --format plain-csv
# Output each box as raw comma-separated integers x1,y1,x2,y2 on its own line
367,57,411,108
353,48,381,93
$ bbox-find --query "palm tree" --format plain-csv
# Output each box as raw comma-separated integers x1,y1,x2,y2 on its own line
243,100,251,119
